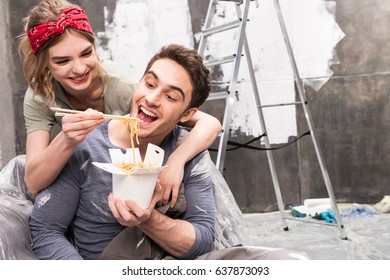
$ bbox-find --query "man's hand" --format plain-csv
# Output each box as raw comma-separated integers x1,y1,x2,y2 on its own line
108,180,163,227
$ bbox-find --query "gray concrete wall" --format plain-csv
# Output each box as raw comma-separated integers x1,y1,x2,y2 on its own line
1,0,388,212
0,0,17,169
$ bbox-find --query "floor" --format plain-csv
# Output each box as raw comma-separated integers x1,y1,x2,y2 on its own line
242,203,390,260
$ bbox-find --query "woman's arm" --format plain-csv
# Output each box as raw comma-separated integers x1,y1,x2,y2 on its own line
158,110,221,207
25,110,104,195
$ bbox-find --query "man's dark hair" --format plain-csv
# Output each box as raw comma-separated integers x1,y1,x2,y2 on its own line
143,44,211,109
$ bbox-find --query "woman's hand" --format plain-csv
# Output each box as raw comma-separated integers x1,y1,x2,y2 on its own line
61,108,105,146
158,155,185,208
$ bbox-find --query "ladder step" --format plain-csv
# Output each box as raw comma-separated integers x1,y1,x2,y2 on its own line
260,101,304,108
207,91,230,101
201,20,242,36
204,55,236,67
211,80,231,86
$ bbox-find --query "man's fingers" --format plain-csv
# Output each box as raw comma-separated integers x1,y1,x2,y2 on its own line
124,199,143,218
161,188,171,205
170,190,178,208
108,193,120,218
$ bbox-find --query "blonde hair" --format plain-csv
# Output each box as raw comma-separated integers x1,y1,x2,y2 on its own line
18,0,107,104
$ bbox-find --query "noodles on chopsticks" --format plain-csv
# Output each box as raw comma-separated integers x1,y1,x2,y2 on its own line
116,117,155,174
50,107,152,174
120,117,140,164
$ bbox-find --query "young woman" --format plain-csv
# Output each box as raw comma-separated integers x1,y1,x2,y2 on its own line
18,0,221,206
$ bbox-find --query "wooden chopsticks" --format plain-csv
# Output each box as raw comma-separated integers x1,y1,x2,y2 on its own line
50,107,137,121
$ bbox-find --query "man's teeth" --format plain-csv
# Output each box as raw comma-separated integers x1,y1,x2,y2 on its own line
141,107,156,118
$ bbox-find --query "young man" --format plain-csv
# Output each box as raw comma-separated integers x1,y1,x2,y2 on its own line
30,44,215,260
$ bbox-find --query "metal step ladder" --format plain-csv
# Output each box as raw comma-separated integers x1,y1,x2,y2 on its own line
197,0,347,239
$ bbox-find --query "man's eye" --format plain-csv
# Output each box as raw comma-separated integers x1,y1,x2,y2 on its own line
146,82,155,88
166,94,177,102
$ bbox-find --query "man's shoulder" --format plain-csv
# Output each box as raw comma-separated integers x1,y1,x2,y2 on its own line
171,126,212,164
184,151,213,183
188,150,212,170
160,126,212,182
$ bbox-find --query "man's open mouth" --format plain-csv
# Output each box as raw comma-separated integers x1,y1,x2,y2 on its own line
138,106,158,124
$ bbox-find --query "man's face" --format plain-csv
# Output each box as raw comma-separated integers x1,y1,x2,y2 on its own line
131,58,194,142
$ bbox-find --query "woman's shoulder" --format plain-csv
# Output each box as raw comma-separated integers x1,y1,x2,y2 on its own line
23,82,67,106
23,86,50,114
23,86,40,103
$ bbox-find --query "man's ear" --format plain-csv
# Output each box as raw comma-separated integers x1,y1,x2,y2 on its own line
179,108,197,124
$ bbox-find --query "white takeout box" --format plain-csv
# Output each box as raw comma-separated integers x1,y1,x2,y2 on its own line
93,143,165,209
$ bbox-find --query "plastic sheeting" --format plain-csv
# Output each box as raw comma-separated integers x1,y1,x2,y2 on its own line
0,155,37,260
209,158,246,249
